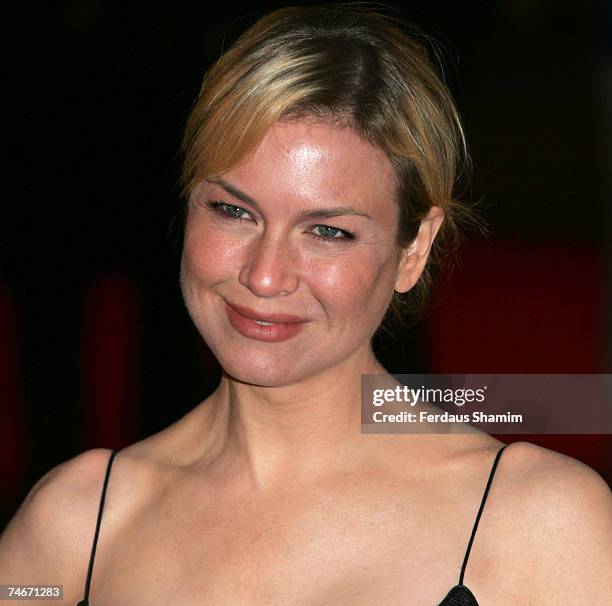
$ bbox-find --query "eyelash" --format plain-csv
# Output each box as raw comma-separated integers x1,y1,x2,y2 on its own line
204,200,356,243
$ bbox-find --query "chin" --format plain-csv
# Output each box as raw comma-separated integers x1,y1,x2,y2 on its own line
217,354,306,388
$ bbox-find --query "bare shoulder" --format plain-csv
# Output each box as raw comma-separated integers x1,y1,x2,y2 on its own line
0,413,211,573
0,449,115,592
501,440,611,504
499,441,612,603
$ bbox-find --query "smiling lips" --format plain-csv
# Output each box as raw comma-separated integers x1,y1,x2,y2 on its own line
225,301,307,342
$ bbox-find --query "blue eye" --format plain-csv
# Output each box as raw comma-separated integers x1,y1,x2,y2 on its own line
311,225,354,241
207,201,251,220
206,200,356,243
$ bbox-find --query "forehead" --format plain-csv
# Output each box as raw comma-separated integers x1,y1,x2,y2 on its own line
217,119,397,212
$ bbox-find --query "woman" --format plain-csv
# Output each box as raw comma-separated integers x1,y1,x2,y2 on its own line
1,5,610,605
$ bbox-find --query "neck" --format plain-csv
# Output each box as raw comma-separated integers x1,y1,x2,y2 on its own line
198,345,390,489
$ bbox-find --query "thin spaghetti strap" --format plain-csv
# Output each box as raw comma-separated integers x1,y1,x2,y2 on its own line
458,445,507,586
77,449,119,606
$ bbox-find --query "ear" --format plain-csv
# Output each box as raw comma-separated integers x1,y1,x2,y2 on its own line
394,206,444,293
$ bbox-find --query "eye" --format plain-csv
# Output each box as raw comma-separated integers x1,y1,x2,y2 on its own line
206,200,252,221
205,200,355,243
311,225,355,242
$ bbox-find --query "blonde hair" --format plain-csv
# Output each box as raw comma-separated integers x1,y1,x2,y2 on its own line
181,4,476,331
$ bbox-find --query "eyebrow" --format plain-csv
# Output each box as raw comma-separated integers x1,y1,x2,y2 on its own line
207,177,372,220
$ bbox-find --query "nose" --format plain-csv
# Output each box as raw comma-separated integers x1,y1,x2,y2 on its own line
238,231,299,297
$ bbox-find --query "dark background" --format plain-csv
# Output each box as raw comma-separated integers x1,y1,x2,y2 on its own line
2,0,611,528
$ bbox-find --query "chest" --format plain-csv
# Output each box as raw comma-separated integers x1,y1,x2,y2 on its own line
86,480,526,605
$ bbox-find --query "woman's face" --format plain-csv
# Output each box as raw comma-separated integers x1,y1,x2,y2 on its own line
181,119,435,387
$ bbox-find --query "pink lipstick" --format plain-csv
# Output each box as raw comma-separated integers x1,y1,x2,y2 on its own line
225,302,306,342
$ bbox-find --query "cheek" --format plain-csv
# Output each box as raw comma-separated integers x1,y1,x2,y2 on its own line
182,221,241,284
309,249,397,316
